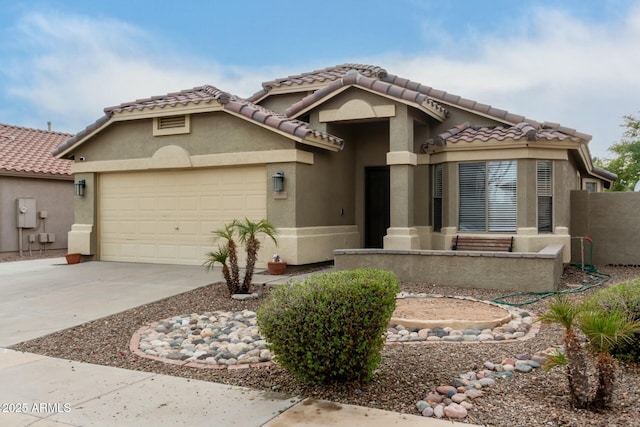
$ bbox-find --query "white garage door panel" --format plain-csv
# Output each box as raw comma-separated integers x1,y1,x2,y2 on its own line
100,167,267,265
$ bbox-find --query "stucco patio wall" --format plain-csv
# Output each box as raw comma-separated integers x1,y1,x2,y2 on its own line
571,190,640,266
334,244,564,292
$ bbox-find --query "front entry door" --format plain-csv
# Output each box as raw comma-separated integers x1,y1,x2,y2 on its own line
365,166,390,248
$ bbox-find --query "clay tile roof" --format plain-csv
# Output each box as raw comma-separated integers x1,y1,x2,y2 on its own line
0,123,73,177
251,63,591,142
55,85,343,156
423,122,583,150
247,64,388,102
377,72,555,130
105,85,228,113
223,98,343,148
284,71,448,119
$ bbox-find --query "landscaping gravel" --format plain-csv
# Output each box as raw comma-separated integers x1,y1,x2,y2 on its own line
11,265,640,426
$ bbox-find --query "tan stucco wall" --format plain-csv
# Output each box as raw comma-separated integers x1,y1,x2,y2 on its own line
571,191,640,266
0,176,73,254
258,93,308,115
431,105,504,135
73,112,293,162
335,245,564,292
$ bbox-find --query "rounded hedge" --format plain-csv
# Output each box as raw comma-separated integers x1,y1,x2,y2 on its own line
583,278,640,362
256,269,399,384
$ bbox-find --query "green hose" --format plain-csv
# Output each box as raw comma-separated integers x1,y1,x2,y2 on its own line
492,266,610,306
492,238,610,306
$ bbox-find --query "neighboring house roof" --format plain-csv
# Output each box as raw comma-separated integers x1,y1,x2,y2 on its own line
0,123,73,178
54,86,343,158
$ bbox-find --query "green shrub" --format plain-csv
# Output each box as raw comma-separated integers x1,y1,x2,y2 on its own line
256,269,399,384
583,278,640,362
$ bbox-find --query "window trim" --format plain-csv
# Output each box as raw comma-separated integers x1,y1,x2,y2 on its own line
583,179,599,192
458,160,517,233
537,160,553,233
433,164,443,232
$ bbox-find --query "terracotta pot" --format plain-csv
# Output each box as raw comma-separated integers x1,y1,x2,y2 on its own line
267,261,286,275
65,253,82,264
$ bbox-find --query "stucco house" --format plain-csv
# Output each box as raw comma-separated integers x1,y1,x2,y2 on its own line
0,123,74,258
53,64,615,268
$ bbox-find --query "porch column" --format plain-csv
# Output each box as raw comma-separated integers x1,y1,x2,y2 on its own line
384,105,420,250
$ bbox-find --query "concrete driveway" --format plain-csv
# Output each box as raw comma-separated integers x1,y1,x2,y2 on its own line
0,257,474,427
0,257,221,347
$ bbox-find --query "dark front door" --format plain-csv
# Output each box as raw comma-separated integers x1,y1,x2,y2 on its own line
365,166,390,248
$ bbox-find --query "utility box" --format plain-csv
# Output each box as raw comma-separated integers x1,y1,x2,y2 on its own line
28,234,36,243
39,233,48,243
48,233,56,243
16,198,37,228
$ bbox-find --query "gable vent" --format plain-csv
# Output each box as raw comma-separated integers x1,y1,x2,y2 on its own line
158,115,186,129
153,115,191,136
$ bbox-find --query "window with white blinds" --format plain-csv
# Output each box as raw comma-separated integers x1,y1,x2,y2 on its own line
459,161,517,232
537,160,553,232
433,164,443,232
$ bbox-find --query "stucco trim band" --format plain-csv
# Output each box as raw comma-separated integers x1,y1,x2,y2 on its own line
275,225,360,265
418,147,569,164
72,149,314,173
386,151,418,166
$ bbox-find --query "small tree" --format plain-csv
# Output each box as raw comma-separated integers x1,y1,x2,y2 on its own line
540,295,640,410
539,295,591,408
210,223,239,292
579,309,640,409
203,246,233,294
204,218,277,295
235,218,277,294
596,112,640,191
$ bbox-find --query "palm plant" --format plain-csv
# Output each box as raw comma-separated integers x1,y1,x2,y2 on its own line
211,222,240,292
539,295,591,408
577,309,640,409
203,246,233,294
540,295,640,410
204,218,277,295
235,218,277,294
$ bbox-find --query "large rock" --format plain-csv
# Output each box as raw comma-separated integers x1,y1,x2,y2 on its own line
444,402,468,419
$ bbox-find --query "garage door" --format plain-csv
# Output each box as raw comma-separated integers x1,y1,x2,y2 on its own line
99,166,267,265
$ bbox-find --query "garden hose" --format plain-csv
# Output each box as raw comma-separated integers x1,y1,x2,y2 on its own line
492,267,610,306
492,237,611,307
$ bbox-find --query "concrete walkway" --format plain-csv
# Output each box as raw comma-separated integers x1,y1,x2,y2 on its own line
0,258,474,426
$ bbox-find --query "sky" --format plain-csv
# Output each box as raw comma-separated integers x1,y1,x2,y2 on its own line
1,0,639,159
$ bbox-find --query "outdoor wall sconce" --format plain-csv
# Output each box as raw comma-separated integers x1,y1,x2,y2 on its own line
272,171,285,192
75,179,86,197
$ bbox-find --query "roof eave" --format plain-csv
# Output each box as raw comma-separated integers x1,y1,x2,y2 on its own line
54,114,113,159
222,109,342,152
0,169,74,180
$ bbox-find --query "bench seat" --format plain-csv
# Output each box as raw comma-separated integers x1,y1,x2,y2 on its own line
452,235,514,252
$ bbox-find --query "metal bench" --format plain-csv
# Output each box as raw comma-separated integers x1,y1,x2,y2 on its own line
451,235,514,252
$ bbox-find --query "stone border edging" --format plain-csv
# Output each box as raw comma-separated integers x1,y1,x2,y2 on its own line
385,320,541,346
129,296,541,369
129,323,274,370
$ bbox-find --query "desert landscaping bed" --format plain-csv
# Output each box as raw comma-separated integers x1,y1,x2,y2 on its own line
11,265,640,426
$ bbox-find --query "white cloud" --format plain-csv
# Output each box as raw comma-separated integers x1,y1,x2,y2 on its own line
3,12,283,133
4,5,640,159
377,6,640,157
